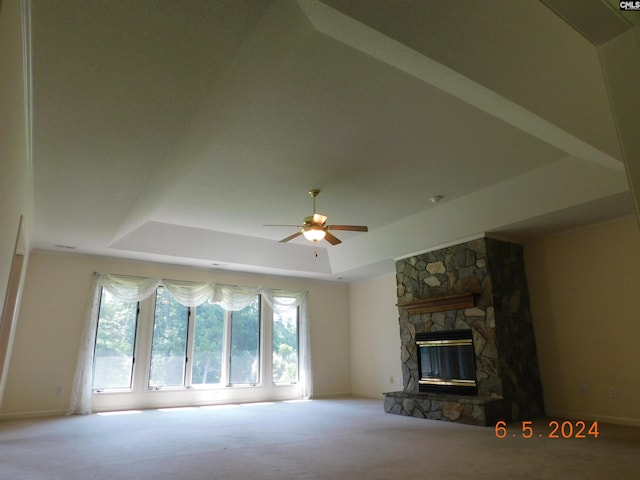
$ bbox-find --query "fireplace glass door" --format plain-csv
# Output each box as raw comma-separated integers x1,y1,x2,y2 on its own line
416,330,477,394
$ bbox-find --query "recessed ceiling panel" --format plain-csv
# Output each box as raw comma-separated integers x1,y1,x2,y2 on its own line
28,0,632,280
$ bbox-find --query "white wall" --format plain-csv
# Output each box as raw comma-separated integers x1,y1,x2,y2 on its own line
0,0,30,310
349,273,402,398
0,0,33,408
525,216,640,426
0,251,350,417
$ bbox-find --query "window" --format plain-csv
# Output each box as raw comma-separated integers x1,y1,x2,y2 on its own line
86,277,305,412
149,287,189,387
272,305,298,384
191,302,225,385
92,288,265,390
93,289,138,390
229,297,260,385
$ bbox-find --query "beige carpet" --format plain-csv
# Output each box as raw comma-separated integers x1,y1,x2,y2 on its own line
0,397,638,479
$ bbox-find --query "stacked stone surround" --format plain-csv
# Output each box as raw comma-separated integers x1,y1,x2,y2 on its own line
383,237,544,426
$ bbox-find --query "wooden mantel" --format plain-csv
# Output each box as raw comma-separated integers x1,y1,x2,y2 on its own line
397,292,475,315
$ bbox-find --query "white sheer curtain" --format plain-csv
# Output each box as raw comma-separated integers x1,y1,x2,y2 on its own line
164,279,215,307
101,274,161,301
262,289,312,400
213,284,260,311
67,273,312,415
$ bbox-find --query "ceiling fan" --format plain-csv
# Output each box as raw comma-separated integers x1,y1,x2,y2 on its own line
264,189,368,245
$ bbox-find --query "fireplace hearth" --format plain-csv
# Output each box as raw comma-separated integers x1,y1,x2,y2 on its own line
384,237,544,426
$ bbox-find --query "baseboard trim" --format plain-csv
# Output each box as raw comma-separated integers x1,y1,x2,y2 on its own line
0,408,67,421
545,409,640,427
0,396,365,420
311,392,353,399
351,392,385,400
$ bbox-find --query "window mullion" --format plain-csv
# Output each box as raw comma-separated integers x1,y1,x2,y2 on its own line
129,302,141,390
222,310,232,386
184,307,195,387
134,296,154,393
262,299,272,387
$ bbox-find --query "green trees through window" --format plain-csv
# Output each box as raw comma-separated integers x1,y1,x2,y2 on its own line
93,290,138,390
92,287,299,392
273,306,298,384
149,287,189,387
230,297,260,385
192,303,224,385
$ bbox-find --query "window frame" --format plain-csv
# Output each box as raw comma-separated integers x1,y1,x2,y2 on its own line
90,286,301,410
92,287,141,393
271,304,300,386
228,295,262,387
148,286,191,389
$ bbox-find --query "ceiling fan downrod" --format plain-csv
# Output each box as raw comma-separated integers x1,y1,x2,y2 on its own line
309,189,320,215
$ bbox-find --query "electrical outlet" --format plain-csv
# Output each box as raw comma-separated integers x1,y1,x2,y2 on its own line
609,386,617,399
578,385,589,397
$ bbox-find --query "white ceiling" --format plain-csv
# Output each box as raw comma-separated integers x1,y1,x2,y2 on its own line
29,0,635,281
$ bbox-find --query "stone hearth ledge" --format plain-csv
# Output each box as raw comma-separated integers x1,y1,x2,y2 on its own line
383,391,506,427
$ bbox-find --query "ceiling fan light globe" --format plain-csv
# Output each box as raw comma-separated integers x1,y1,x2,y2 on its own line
303,228,326,242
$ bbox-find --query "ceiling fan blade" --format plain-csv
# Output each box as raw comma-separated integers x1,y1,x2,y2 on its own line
324,231,342,245
327,225,368,232
312,213,328,225
279,231,303,243
264,224,303,227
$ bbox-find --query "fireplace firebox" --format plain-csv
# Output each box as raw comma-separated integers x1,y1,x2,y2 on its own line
416,330,477,395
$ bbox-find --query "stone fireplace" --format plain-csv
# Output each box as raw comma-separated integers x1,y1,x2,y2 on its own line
384,237,544,426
